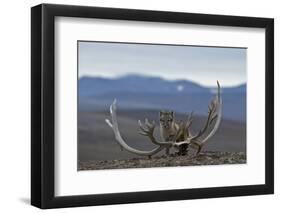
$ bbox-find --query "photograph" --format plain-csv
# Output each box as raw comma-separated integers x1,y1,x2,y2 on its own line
77,41,247,170
30,3,274,209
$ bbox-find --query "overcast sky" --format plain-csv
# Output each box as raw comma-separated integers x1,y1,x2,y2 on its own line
78,41,246,87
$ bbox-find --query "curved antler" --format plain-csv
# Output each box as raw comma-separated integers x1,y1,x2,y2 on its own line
188,81,222,153
105,99,165,157
201,81,222,143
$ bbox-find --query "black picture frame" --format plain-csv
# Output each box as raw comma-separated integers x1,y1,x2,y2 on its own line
31,3,274,209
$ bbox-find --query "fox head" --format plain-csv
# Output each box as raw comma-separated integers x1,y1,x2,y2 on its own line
159,111,174,129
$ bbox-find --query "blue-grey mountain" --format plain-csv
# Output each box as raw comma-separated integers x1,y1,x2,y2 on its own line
79,75,246,121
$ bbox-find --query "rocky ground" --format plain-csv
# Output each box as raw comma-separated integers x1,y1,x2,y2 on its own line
78,151,246,170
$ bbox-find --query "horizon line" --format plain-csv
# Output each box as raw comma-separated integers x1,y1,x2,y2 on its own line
78,73,246,88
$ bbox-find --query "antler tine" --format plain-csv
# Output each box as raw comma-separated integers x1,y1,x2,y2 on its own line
145,118,155,129
210,114,218,125
138,131,149,136
185,111,194,129
138,119,155,135
189,111,194,121
138,120,149,133
187,111,193,121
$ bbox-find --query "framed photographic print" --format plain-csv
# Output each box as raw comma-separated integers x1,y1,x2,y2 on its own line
31,3,274,209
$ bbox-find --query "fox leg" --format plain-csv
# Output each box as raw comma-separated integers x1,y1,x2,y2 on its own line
165,147,170,155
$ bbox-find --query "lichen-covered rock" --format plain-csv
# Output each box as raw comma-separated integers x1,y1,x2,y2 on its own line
78,151,246,170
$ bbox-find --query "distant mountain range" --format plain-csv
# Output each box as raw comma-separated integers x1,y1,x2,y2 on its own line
79,74,246,97
78,75,246,121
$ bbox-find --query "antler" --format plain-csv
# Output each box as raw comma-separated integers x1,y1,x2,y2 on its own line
105,100,165,157
138,119,158,145
185,111,194,137
188,81,222,153
138,119,174,146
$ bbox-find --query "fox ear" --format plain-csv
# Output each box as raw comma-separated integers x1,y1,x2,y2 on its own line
171,111,174,117
159,111,163,116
